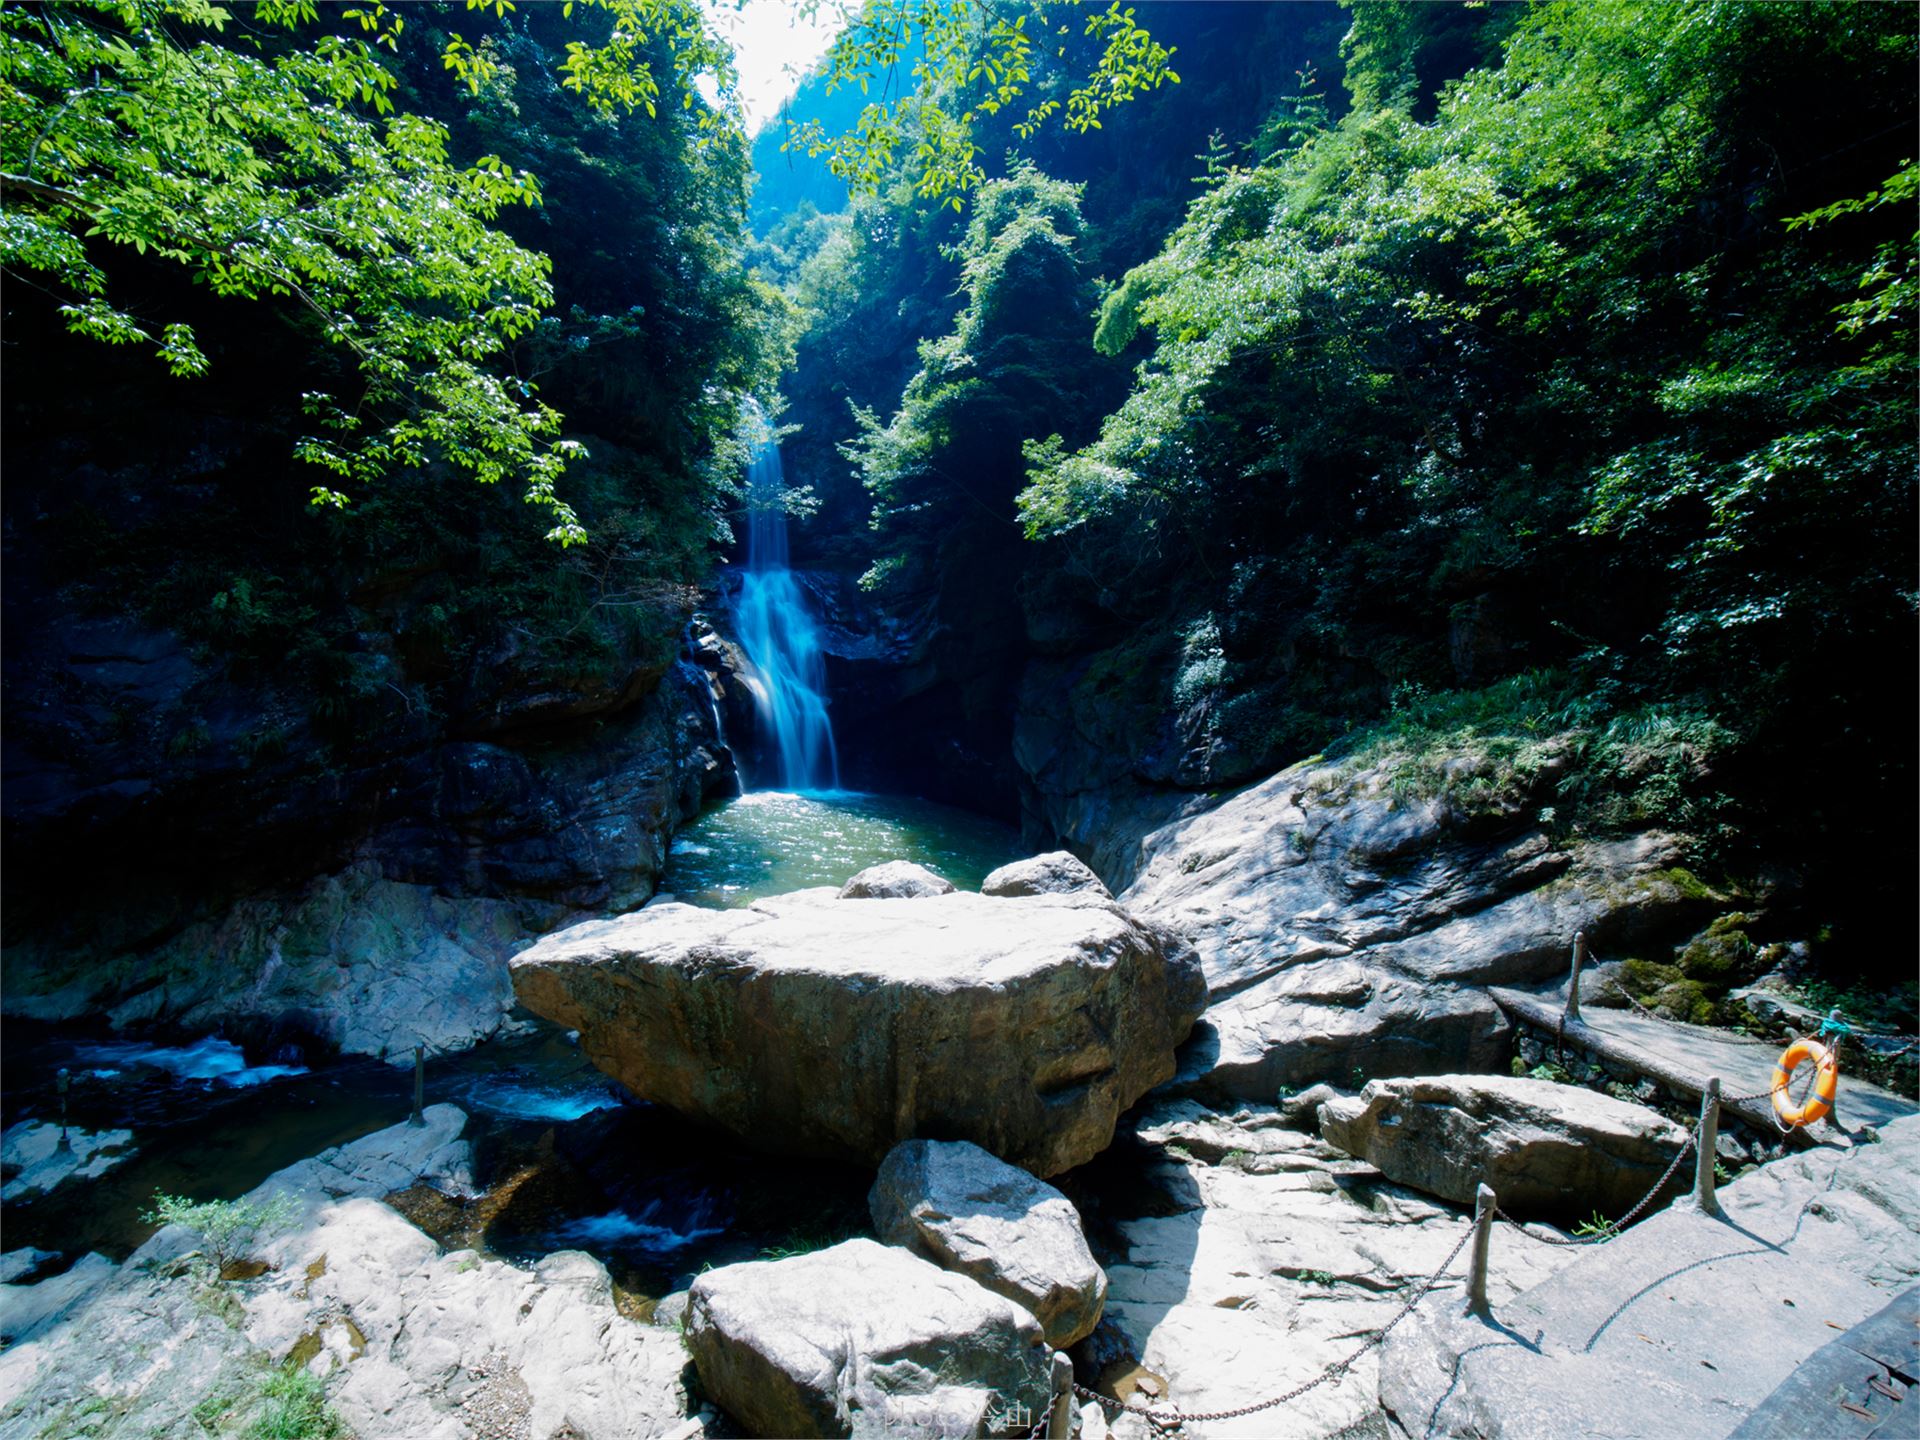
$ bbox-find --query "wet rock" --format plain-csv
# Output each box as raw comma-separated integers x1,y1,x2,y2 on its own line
1317,1074,1689,1219
0,1121,135,1201
871,1139,1107,1347
511,889,1206,1176
838,861,956,899
0,1107,695,1440
982,852,1111,900
686,1238,1049,1439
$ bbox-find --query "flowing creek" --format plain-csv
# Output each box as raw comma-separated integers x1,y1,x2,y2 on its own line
0,788,1023,1304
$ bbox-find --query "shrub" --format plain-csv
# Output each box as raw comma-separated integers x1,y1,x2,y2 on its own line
142,1191,300,1276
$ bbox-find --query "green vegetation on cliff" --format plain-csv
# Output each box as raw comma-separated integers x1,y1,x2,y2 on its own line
766,0,1915,960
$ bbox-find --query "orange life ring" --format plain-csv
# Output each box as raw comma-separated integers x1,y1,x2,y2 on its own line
1770,1038,1838,1128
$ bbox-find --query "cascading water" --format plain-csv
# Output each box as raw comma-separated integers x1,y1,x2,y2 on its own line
733,412,840,791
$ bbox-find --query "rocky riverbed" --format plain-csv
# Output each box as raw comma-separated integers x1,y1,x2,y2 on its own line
4,760,1913,1439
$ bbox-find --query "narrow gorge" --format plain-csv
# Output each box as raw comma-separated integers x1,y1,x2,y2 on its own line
1,3,1915,1439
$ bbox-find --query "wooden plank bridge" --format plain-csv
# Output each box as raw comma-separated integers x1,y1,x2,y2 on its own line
1489,974,1919,1142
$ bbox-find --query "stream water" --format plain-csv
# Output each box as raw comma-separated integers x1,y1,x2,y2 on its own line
0,789,1021,1297
0,411,1032,1306
662,788,1019,905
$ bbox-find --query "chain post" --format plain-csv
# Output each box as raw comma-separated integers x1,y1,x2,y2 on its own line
56,1067,72,1152
1046,1351,1074,1439
1467,1182,1496,1317
1692,1075,1722,1214
410,1045,425,1127
1566,932,1588,1024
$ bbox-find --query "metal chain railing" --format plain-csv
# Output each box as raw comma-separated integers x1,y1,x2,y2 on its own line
1070,1224,1477,1429
1495,1128,1699,1247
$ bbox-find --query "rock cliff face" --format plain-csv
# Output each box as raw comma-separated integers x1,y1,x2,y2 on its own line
3,611,739,1057
1041,755,1725,1101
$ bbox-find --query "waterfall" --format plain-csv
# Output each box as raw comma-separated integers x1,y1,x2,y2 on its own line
733,413,840,792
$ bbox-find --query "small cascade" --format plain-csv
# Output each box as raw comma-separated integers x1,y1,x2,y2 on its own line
733,411,840,791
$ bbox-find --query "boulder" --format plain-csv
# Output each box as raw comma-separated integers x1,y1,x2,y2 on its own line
686,1238,1049,1439
0,1121,135,1201
1108,753,1722,1100
839,861,956,899
871,1139,1107,1347
0,1107,695,1440
1316,1074,1689,1218
1173,960,1510,1099
511,889,1206,1176
982,852,1111,900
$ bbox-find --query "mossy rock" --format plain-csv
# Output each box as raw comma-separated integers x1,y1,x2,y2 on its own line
1675,913,1756,981
1644,868,1722,904
1620,959,1716,1025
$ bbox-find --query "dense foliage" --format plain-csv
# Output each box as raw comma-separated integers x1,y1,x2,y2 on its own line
770,0,1915,957
2,0,784,779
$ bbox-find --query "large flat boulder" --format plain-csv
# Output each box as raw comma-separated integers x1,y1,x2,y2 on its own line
871,1139,1107,1347
511,888,1206,1177
1317,1074,1688,1219
686,1238,1049,1438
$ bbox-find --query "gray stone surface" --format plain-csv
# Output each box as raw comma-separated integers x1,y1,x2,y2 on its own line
0,1121,135,1201
982,852,1111,900
5,649,737,1059
1113,757,1714,1099
0,1106,696,1440
1726,1284,1918,1439
871,1139,1107,1347
839,861,956,899
0,1253,54,1287
1316,1074,1689,1218
511,888,1206,1176
1087,1100,1582,1440
685,1238,1049,1438
1378,1115,1920,1440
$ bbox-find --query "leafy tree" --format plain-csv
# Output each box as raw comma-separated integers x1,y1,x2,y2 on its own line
143,1190,299,1276
1011,0,1913,944
843,162,1113,592
2,0,589,538
783,0,1181,210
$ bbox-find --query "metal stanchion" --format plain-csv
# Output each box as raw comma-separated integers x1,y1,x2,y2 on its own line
1566,932,1588,1024
1047,1350,1074,1439
1692,1076,1722,1214
1467,1182,1496,1317
56,1068,72,1152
